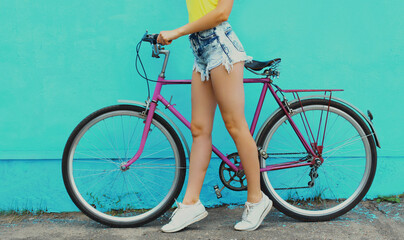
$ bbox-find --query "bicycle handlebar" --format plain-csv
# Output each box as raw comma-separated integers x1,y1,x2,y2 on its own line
139,31,170,78
142,33,159,45
141,31,165,58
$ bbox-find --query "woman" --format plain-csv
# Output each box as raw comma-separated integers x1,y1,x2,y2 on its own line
157,0,272,232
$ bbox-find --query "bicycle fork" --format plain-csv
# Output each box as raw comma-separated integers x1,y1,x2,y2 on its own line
120,97,158,171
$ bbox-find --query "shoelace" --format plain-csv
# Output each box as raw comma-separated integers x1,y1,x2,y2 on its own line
169,199,182,220
242,203,252,222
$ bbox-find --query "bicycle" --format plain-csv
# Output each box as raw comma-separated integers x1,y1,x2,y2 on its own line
62,32,380,227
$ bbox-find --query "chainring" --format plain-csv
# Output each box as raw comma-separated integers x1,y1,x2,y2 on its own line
219,152,247,191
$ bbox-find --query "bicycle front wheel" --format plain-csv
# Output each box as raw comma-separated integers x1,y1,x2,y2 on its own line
257,99,377,221
62,105,186,227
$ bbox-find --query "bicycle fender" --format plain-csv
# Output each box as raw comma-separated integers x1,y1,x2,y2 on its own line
254,95,380,148
117,99,191,158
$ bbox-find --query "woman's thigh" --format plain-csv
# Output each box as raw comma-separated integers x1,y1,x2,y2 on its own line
191,70,217,136
209,62,247,129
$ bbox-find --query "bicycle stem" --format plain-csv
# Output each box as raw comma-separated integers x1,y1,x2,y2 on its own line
158,49,170,79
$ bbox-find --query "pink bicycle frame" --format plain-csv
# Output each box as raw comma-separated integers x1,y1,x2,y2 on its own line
122,76,343,173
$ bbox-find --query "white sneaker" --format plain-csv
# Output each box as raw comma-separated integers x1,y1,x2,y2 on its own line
234,192,272,231
161,200,208,233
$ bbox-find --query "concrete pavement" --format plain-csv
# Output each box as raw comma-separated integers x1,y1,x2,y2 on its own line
0,200,403,240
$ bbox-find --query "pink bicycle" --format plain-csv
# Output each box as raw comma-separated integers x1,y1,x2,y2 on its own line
62,32,380,227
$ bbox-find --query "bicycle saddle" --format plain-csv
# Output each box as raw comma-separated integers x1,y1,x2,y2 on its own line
244,58,281,71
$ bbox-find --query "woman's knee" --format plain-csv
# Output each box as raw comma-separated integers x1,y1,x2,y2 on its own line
222,114,247,138
190,121,212,138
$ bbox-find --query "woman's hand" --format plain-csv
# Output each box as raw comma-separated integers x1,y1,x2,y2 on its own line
157,29,181,45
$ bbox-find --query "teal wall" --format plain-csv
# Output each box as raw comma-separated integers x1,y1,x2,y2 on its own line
0,0,403,211
1,158,403,212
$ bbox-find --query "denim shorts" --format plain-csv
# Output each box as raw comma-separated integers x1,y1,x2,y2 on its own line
188,21,253,81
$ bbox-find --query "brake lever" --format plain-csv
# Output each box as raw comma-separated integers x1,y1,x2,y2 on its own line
141,30,148,42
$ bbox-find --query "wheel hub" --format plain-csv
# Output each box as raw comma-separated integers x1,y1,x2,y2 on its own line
120,163,130,171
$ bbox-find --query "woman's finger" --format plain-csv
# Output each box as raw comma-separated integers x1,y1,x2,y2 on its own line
157,31,174,45
157,33,167,45
157,34,163,44
160,35,167,45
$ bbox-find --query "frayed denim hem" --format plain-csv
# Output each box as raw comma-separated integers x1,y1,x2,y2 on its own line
192,61,209,82
221,55,253,73
193,55,253,82
204,55,253,81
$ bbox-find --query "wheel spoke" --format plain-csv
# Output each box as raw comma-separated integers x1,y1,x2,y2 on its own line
259,100,375,221
63,107,185,227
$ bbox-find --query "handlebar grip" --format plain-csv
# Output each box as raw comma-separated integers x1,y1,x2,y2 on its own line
142,34,159,44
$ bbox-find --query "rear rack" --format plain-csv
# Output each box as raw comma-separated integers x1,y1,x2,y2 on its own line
281,89,344,93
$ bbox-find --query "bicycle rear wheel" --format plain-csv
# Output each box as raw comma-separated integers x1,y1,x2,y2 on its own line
62,104,186,227
257,99,377,221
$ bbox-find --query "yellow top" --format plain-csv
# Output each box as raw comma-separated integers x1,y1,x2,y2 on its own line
186,0,219,23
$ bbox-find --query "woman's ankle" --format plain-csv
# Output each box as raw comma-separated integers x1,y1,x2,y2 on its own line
247,191,263,204
182,198,200,205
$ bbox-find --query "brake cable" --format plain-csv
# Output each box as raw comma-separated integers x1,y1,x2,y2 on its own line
134,33,160,99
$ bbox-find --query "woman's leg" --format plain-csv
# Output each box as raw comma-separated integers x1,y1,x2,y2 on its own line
210,62,262,203
182,70,218,205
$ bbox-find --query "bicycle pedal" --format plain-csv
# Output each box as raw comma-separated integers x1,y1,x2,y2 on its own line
213,185,225,199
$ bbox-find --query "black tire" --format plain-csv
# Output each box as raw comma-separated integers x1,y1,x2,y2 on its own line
62,104,186,227
257,99,377,221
